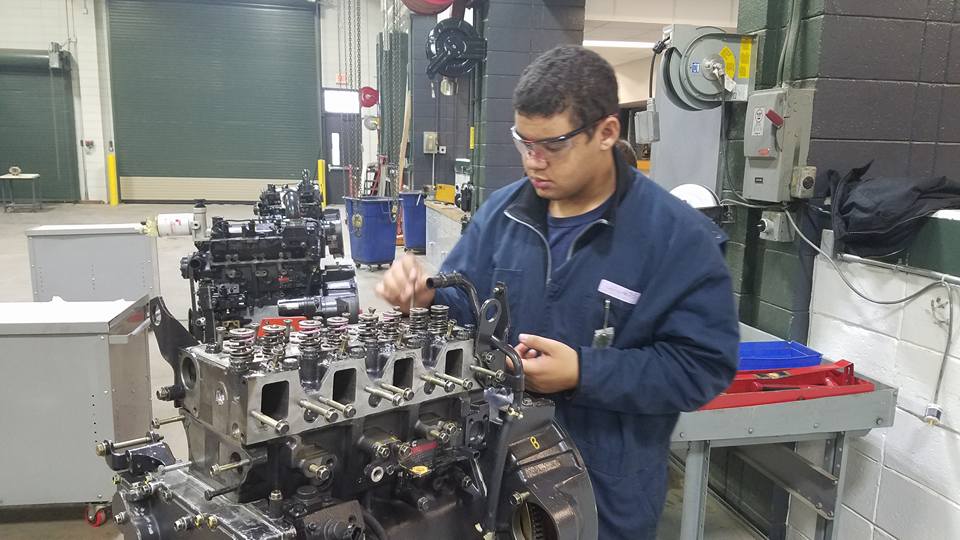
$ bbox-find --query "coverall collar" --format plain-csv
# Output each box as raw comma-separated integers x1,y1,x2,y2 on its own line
504,148,635,234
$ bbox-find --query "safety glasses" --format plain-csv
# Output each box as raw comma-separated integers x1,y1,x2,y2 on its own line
510,116,611,161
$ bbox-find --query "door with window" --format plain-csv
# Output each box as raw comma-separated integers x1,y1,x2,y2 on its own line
321,88,361,205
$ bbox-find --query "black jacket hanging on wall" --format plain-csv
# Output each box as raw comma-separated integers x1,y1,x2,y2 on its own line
829,162,960,258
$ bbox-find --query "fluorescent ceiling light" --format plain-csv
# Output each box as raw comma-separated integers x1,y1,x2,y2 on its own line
583,40,656,49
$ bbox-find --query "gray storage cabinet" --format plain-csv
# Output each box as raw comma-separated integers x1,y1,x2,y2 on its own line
0,296,152,506
27,223,160,302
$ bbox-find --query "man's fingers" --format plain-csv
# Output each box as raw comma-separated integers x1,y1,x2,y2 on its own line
518,333,559,353
517,344,539,359
381,271,403,300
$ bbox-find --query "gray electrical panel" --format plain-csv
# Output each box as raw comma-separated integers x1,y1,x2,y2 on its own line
742,88,814,202
27,223,160,302
0,296,152,506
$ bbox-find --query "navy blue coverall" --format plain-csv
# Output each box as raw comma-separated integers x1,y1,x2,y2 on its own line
433,151,740,539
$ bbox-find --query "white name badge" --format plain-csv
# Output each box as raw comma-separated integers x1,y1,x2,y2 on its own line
598,279,641,305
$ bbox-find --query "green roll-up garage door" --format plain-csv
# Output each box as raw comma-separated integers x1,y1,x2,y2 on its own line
0,50,80,202
108,0,320,201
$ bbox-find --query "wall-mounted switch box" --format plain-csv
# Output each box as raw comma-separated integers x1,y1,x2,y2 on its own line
423,131,439,154
743,88,814,203
758,210,794,243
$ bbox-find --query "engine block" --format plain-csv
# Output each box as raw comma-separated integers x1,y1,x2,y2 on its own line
99,275,598,540
181,199,357,343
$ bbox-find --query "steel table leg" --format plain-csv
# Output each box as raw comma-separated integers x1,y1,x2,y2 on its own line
680,440,711,540
816,432,848,540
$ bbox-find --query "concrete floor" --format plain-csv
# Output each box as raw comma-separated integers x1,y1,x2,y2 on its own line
0,203,759,539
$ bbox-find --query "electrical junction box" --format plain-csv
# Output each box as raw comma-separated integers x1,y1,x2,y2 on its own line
758,210,794,243
423,131,439,154
743,88,814,202
634,99,660,144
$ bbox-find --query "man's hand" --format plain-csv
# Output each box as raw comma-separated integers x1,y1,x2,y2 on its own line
510,334,579,394
375,254,435,314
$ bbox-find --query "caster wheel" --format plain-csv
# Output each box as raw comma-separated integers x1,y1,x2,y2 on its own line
85,504,110,528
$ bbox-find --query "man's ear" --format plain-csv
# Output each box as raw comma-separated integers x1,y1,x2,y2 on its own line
597,116,621,151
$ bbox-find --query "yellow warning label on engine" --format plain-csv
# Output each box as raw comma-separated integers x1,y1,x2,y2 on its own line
719,46,736,79
739,37,753,79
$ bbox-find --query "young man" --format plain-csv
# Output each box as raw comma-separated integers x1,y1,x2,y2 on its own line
376,45,739,539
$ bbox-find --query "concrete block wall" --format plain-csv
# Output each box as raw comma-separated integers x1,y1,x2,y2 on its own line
475,0,585,202
731,0,960,340
407,13,473,190
785,248,960,540
0,0,110,201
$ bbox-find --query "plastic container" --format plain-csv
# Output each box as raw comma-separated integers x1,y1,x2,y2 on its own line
399,191,426,252
344,196,397,267
738,341,823,371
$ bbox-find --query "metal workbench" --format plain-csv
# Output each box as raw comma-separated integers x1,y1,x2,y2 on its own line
671,325,897,540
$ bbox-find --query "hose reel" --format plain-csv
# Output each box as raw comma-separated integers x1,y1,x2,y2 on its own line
425,17,487,79
659,26,756,111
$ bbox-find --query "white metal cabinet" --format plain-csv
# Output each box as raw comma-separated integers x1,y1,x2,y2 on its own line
0,296,152,506
27,223,160,302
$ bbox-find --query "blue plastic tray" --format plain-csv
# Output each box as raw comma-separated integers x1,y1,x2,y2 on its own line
738,341,823,371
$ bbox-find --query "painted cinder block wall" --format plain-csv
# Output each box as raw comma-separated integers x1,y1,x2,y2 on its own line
729,0,960,341
475,0,586,203
789,233,960,540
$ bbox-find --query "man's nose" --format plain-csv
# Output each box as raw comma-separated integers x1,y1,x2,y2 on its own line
523,153,548,170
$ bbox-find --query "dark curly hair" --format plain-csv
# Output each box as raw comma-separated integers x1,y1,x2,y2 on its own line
513,45,619,133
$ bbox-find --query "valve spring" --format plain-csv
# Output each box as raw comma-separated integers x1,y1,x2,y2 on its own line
358,312,379,345
323,316,349,349
380,309,403,342
408,307,430,335
298,320,323,362
226,328,256,365
429,304,450,336
260,324,287,360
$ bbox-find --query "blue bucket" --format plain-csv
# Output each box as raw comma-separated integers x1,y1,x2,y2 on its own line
344,196,397,266
399,191,426,252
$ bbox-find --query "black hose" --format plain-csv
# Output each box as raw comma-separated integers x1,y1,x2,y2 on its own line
481,413,515,535
361,508,389,540
490,335,524,399
425,272,482,323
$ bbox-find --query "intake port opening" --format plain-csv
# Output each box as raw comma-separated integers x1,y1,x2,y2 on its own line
393,357,413,388
260,381,289,420
180,355,198,390
444,349,463,378
333,369,357,404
